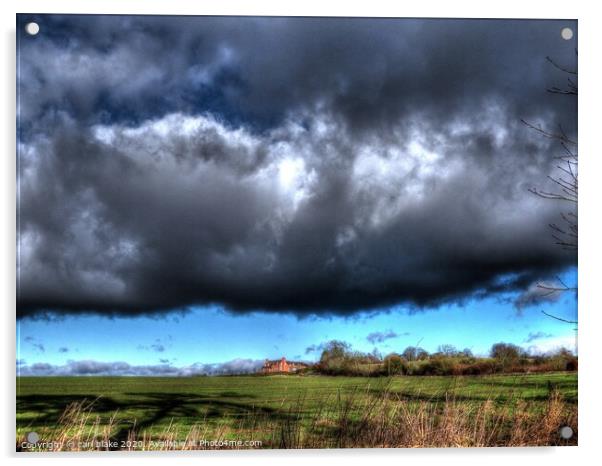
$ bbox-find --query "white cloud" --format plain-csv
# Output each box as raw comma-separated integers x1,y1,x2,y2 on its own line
526,334,577,355
17,358,264,376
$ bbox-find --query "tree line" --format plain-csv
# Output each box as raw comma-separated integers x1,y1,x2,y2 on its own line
312,340,577,377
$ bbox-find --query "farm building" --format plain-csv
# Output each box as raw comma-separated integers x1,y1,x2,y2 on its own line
262,357,309,374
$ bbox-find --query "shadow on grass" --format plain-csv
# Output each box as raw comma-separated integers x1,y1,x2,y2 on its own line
365,377,577,404
17,392,297,448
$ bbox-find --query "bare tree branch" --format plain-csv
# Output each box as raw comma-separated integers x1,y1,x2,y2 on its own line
536,276,577,295
546,56,577,75
525,52,578,325
541,310,578,325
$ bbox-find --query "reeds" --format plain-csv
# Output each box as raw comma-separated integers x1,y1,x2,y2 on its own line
16,388,577,451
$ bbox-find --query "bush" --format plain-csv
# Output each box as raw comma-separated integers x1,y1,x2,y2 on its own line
403,360,426,376
566,358,578,371
403,357,458,376
458,359,499,375
317,340,386,376
539,348,578,372
383,354,406,375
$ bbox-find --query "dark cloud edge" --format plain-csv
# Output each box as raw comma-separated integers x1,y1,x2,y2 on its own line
16,264,576,321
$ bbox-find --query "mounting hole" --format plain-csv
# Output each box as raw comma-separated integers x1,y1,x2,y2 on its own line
561,27,573,40
25,22,39,36
559,425,574,439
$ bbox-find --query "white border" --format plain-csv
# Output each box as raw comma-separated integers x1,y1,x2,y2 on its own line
3,1,601,465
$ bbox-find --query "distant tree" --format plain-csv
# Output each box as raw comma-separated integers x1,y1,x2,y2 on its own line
547,347,574,360
317,340,385,375
416,348,429,360
437,344,458,357
460,348,474,358
401,346,429,361
369,347,383,363
401,346,416,361
490,342,523,368
546,346,578,371
319,340,351,368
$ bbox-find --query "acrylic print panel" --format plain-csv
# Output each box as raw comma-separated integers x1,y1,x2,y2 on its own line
16,14,578,451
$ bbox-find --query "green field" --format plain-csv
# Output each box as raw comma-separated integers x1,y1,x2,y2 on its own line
16,372,577,449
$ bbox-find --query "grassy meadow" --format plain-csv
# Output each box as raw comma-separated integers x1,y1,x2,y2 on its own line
17,372,577,450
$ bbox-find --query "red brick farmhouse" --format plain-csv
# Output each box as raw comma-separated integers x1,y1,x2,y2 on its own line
262,357,309,374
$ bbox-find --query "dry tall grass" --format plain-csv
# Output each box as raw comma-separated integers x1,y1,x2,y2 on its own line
17,388,577,451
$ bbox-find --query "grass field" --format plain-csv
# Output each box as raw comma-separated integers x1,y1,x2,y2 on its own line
16,372,577,450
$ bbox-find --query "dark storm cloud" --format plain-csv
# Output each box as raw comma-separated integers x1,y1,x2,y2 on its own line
17,358,264,376
16,16,577,135
17,15,577,318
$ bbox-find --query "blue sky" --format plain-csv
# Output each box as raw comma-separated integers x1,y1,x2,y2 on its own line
18,267,577,369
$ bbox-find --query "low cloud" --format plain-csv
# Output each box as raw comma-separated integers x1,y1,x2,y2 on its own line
366,330,409,344
17,358,264,376
524,331,554,343
32,343,45,353
24,336,45,353
525,335,577,356
137,338,170,353
305,342,328,355
514,281,564,310
58,347,70,353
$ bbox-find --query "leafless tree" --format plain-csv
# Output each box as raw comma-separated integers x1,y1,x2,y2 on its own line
523,53,577,325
